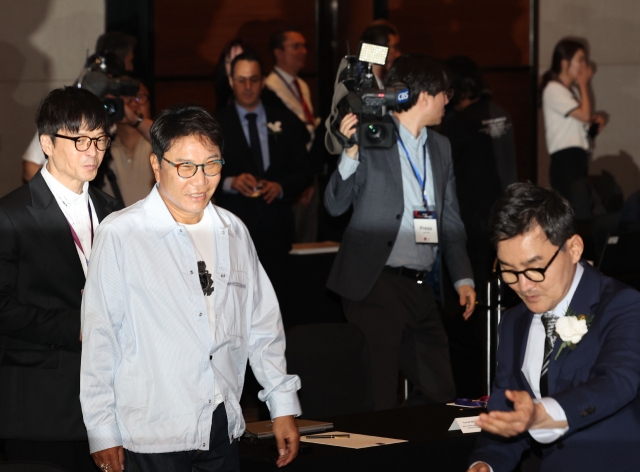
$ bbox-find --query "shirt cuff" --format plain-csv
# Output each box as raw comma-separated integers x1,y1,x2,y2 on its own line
529,397,569,443
469,462,494,472
87,422,123,454
338,150,359,180
223,177,238,194
454,278,475,291
266,392,303,420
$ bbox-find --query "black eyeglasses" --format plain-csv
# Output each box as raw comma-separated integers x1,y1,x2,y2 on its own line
162,157,225,178
498,243,564,285
54,134,111,152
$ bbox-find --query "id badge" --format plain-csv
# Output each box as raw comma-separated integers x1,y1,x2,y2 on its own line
413,208,438,244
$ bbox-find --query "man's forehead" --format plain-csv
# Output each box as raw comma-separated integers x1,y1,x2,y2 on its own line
284,31,305,45
233,60,261,77
497,227,554,263
166,134,219,153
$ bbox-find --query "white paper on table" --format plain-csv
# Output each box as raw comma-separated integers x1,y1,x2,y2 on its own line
448,417,481,433
446,402,483,409
301,431,407,449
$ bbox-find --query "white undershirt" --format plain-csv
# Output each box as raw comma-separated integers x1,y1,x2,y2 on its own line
182,210,223,406
40,165,97,277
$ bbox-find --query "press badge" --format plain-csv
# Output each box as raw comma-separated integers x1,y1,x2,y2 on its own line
413,207,438,244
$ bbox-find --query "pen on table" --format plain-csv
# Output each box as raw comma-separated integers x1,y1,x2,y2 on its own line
305,434,350,439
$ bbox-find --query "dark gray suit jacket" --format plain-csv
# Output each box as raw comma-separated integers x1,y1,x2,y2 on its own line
324,128,473,301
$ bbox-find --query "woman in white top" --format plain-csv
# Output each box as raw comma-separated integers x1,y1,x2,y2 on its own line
541,39,606,200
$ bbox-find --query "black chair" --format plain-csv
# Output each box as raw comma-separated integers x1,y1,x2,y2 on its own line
285,323,374,419
598,230,640,291
0,463,66,472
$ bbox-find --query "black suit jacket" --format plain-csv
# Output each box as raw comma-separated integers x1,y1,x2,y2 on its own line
214,103,312,254
0,171,118,441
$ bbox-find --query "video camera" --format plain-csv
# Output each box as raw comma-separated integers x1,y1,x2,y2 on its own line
75,53,140,123
326,42,409,151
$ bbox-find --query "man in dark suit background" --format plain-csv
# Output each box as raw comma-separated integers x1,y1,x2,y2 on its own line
0,87,119,470
324,54,476,410
214,52,312,305
468,183,640,472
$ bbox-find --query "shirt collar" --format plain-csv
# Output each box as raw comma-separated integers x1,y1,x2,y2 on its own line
540,261,584,317
144,184,230,239
274,66,297,84
40,163,89,208
391,114,428,149
234,101,266,124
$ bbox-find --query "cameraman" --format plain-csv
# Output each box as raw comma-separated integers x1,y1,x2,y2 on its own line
22,32,153,185
324,54,475,410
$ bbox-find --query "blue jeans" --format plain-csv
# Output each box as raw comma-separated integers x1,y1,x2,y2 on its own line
124,403,239,472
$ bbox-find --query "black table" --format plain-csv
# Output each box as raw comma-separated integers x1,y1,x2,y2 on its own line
239,403,482,471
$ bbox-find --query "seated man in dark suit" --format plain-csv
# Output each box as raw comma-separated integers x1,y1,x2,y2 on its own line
0,87,119,471
469,183,640,472
214,51,312,305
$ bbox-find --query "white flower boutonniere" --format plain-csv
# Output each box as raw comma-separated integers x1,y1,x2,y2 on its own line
267,121,282,138
554,308,592,360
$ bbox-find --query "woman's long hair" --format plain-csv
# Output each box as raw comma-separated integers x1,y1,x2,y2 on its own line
539,39,585,100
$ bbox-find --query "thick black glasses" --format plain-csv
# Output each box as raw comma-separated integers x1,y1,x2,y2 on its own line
54,134,111,152
498,244,564,284
162,157,225,178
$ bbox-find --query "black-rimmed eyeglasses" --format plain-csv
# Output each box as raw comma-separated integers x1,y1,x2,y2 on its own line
54,134,111,152
162,157,225,178
498,243,564,284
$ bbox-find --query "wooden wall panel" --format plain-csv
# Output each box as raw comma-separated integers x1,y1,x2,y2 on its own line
388,0,529,67
154,81,216,114
154,0,316,112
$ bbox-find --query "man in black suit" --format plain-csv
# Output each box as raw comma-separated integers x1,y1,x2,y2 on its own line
0,87,119,471
214,52,312,305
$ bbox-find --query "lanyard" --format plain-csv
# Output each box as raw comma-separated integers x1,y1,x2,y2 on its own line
396,130,429,208
67,201,94,266
273,69,303,102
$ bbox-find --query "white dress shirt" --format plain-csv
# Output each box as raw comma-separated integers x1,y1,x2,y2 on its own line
80,185,301,454
524,262,583,442
40,165,97,276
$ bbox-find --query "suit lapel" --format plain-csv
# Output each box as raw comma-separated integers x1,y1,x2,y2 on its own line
264,107,278,173
547,262,600,393
427,132,443,216
228,105,257,174
27,172,85,279
88,186,117,222
514,309,536,397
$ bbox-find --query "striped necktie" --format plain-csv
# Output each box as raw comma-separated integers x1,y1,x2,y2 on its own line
540,313,559,397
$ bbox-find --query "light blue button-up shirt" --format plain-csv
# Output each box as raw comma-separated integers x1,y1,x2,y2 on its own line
80,185,301,454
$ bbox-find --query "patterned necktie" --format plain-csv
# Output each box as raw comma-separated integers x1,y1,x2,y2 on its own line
245,113,264,175
292,79,315,125
540,313,559,396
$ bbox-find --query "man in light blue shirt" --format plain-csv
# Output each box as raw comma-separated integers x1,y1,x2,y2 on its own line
325,54,475,410
80,105,301,472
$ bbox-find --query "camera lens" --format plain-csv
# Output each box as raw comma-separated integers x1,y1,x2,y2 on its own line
365,123,387,144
